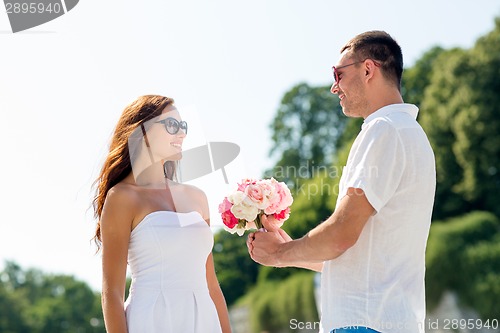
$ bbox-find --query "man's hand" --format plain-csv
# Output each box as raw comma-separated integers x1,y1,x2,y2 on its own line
247,216,293,267
260,213,284,232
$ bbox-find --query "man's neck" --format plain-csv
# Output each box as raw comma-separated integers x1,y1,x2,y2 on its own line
363,88,404,119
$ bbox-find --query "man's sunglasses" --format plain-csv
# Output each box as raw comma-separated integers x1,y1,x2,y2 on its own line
332,59,381,84
156,117,188,135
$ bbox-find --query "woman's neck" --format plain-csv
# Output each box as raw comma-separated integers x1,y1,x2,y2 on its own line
133,161,167,187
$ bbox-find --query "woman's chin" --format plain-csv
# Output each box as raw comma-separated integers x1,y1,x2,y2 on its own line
163,151,183,161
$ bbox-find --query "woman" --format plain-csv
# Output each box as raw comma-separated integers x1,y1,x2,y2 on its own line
92,95,231,332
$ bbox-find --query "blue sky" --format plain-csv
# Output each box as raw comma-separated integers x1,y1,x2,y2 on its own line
1,0,499,290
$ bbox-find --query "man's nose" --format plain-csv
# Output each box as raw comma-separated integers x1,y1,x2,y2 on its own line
331,82,339,94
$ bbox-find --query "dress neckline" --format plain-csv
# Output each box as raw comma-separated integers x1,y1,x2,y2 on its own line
132,211,204,234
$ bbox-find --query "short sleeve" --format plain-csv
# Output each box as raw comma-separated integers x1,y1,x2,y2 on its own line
342,119,405,213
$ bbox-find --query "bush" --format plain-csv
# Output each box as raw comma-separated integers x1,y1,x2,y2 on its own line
425,211,500,316
461,234,500,319
244,272,318,333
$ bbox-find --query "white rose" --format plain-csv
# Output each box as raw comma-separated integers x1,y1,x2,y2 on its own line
223,224,246,236
230,202,259,222
235,227,246,236
228,191,246,205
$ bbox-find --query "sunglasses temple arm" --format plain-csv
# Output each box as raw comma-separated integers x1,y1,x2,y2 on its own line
141,124,156,165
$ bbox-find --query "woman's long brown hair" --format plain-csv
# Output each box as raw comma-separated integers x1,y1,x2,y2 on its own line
92,95,174,251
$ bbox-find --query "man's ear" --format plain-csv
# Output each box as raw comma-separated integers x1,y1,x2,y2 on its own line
364,60,377,81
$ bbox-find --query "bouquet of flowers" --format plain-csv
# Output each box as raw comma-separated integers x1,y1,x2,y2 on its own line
218,178,293,236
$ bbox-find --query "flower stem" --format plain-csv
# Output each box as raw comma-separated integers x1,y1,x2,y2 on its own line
255,214,263,229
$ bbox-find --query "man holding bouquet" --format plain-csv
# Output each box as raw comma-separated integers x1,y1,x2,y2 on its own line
247,31,436,333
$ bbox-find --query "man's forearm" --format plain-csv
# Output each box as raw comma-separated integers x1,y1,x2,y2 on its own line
275,189,375,267
276,224,349,267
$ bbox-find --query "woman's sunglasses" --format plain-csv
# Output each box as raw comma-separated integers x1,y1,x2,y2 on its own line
156,117,188,135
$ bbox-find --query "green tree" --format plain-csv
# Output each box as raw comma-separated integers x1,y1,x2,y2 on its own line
425,211,500,318
284,171,337,239
0,261,104,333
266,83,346,188
0,281,30,333
419,17,500,219
244,272,318,333
417,47,470,219
26,275,99,332
213,231,260,306
401,46,445,107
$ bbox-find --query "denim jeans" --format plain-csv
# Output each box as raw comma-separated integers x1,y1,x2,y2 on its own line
331,327,381,333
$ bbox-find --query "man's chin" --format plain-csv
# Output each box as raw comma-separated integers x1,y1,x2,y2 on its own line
341,107,362,119
341,107,352,117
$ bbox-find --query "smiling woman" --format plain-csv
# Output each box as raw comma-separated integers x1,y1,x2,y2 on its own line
91,95,232,333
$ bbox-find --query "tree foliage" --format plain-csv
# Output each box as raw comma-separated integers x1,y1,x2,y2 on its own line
401,46,445,107
242,272,318,333
0,261,104,333
266,83,346,188
213,231,260,306
418,17,500,219
425,211,500,319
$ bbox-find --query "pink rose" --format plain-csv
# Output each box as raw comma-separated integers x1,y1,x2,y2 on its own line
219,197,238,229
237,178,257,191
264,178,281,215
263,179,293,215
273,207,290,221
221,211,238,229
245,184,269,210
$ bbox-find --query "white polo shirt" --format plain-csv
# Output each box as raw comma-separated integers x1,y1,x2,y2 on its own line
319,104,436,333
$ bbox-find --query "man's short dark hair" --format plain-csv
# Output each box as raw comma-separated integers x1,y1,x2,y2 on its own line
341,31,403,90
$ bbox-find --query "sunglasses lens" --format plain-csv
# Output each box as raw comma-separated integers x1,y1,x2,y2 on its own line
166,118,179,134
161,118,187,135
332,67,338,83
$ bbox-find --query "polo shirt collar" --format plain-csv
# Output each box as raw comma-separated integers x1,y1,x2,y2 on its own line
362,103,419,129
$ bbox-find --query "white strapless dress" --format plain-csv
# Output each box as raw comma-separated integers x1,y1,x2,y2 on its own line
124,211,222,332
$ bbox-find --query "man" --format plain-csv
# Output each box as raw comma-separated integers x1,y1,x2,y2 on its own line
247,31,436,333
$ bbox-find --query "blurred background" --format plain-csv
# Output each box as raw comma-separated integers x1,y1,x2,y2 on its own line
1,0,499,332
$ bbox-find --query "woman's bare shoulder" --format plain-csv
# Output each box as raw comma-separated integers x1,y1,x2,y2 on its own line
175,183,210,222
179,182,207,198
101,183,141,222
107,182,141,204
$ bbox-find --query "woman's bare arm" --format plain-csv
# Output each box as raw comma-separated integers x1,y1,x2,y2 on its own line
100,186,137,333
